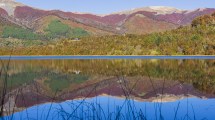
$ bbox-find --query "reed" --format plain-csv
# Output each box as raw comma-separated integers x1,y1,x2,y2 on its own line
0,59,200,120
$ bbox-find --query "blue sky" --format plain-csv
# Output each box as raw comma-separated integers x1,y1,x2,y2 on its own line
16,0,215,14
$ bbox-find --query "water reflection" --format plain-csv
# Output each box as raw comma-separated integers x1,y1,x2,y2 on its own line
4,96,215,120
0,59,215,119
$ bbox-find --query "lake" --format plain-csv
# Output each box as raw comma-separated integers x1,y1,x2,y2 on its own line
0,56,215,120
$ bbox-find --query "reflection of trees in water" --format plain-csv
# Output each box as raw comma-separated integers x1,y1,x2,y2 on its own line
2,73,213,120
0,59,215,94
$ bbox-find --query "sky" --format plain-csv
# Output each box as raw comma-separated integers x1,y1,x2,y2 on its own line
16,0,215,14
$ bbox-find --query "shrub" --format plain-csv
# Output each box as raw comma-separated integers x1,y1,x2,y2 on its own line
192,14,215,27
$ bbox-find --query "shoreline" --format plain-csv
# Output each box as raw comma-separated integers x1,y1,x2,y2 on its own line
0,55,214,60
0,55,214,56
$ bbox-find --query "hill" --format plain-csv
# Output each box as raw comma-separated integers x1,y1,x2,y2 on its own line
0,0,215,40
0,12,214,55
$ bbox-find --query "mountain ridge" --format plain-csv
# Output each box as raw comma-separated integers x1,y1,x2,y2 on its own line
0,0,209,17
0,0,215,37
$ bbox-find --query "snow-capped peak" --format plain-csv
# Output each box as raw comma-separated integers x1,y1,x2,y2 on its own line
145,6,183,14
111,6,184,15
149,6,180,12
0,0,23,16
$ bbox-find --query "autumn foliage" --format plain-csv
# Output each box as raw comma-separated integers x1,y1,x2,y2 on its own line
0,13,215,55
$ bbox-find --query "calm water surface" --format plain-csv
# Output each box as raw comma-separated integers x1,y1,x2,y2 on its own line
0,56,214,120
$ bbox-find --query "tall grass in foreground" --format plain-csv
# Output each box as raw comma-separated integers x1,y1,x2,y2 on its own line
0,59,200,120
0,56,11,117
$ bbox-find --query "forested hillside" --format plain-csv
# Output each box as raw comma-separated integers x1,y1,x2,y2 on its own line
0,19,89,40
0,13,214,55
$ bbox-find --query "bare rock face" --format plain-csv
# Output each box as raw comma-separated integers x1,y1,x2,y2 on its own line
0,0,23,16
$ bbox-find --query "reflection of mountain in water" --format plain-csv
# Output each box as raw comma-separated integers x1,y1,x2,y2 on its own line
0,59,215,115
4,96,215,120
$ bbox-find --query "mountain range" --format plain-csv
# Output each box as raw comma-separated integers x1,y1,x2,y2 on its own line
1,0,215,36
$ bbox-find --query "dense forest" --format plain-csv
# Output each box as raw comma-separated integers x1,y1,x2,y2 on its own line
0,13,214,55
